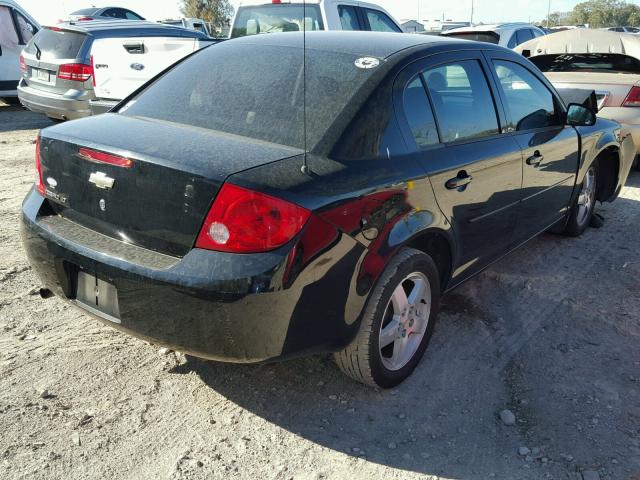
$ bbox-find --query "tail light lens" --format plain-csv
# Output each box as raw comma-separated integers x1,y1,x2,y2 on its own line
622,86,640,107
58,63,93,82
77,16,94,21
19,54,26,73
35,135,45,196
196,183,311,253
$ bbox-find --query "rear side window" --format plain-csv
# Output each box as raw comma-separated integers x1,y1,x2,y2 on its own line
231,5,324,38
516,28,534,45
338,5,360,31
492,60,560,131
120,42,376,149
529,53,640,74
24,28,86,60
14,11,37,44
403,77,439,149
123,10,144,20
423,60,499,143
364,8,400,33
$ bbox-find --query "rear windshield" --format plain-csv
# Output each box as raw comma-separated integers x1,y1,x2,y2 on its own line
443,32,500,44
119,41,377,149
24,28,86,60
231,5,324,38
71,8,99,16
529,54,640,74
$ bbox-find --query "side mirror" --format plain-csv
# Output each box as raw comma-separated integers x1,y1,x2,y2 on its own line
566,103,596,127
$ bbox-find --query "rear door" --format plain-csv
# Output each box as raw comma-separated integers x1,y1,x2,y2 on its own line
92,36,198,100
485,52,579,239
396,51,524,281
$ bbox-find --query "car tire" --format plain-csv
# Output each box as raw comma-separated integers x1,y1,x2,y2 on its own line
563,162,598,237
634,155,640,171
334,248,440,388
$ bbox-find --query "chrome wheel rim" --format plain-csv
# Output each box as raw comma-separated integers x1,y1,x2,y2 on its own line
379,272,431,371
576,167,596,226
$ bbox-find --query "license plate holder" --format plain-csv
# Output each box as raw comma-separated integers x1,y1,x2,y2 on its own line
75,271,121,323
35,68,50,82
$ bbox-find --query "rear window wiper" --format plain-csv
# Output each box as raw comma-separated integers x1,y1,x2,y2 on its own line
34,42,42,60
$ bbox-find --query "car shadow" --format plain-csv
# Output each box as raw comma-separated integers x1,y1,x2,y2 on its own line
0,100,53,132
169,171,640,478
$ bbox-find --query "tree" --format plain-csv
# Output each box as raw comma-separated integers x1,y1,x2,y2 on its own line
181,0,234,31
569,0,640,28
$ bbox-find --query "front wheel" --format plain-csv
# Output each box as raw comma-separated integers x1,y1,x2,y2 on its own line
334,248,440,388
563,163,598,237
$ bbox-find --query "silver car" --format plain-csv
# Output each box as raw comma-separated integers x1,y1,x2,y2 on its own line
441,22,546,49
69,7,144,22
18,20,209,121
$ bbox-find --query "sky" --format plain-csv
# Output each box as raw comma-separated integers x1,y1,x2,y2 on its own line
17,0,640,26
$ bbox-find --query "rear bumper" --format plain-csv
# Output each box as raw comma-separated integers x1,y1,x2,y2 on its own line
89,98,118,116
17,80,93,120
20,189,367,363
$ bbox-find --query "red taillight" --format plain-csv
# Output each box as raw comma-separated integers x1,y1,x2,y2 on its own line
58,63,93,82
35,135,45,196
77,17,94,21
196,183,311,253
19,54,26,73
622,86,640,107
78,147,133,168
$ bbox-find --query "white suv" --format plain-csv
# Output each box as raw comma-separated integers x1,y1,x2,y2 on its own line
230,0,401,38
442,23,546,49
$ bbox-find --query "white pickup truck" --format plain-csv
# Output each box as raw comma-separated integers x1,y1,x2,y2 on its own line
230,0,402,38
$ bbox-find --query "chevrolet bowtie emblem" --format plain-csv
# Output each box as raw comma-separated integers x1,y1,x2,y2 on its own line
89,172,115,190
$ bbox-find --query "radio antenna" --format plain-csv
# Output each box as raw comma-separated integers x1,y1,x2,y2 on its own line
301,1,310,175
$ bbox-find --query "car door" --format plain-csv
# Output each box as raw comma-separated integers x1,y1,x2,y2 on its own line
484,53,579,240
395,51,524,281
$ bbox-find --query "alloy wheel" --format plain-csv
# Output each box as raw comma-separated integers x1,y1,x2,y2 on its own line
576,166,596,226
379,272,431,371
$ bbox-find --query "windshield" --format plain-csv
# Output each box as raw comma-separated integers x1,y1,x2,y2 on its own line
231,4,324,38
529,53,640,74
443,31,500,44
119,39,377,149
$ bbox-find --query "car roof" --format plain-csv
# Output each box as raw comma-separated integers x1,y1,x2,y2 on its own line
515,28,640,57
444,22,536,34
49,20,208,38
231,30,505,59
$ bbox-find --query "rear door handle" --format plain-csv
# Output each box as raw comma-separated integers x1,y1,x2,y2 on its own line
526,151,544,166
445,172,473,190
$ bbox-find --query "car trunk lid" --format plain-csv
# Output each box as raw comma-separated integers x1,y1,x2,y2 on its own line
38,114,303,257
545,72,640,108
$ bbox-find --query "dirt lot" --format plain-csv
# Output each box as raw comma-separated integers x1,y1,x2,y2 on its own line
0,101,639,480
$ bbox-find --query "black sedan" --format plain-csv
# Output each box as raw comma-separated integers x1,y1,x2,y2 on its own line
21,32,635,387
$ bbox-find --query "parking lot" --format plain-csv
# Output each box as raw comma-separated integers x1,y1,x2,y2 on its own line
0,101,639,480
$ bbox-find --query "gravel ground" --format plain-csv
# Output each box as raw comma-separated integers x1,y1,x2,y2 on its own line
0,101,639,480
